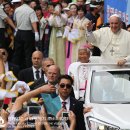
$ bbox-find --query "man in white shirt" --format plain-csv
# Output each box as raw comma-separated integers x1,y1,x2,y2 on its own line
86,14,130,66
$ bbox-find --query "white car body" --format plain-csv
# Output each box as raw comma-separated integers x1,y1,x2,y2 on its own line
76,63,130,130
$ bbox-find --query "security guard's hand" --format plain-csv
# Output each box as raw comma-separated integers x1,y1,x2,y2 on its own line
35,32,39,42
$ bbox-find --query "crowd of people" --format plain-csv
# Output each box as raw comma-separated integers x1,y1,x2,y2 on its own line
1,0,130,129
0,0,105,73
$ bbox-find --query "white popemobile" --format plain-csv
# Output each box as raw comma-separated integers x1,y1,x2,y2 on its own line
76,63,130,130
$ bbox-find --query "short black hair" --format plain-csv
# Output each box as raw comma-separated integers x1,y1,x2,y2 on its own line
77,5,86,14
48,2,55,6
121,21,127,30
54,2,62,8
3,2,12,7
23,0,32,4
57,74,73,85
34,5,42,11
14,108,27,118
127,24,130,29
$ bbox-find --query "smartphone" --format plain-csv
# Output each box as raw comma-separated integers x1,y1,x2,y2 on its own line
62,112,69,118
27,106,41,115
27,106,41,127
62,112,69,121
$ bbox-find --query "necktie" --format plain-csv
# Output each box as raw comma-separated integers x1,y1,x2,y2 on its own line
62,101,67,109
35,70,40,80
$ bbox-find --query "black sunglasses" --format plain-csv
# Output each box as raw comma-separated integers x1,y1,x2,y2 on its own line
59,83,72,89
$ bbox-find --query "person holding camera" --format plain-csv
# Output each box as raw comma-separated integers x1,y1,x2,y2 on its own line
56,109,76,130
7,83,56,130
14,104,52,130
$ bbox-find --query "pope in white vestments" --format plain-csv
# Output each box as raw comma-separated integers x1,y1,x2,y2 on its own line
86,14,130,65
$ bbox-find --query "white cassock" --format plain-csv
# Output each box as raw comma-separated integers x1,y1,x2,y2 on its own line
68,61,92,100
87,27,130,63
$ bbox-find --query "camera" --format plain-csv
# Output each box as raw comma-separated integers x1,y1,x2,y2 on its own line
62,112,69,117
62,112,69,121
27,106,41,127
27,106,41,115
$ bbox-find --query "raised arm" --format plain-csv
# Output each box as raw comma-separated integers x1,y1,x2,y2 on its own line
11,84,56,111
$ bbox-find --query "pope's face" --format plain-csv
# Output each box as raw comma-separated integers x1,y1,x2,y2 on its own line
109,16,121,33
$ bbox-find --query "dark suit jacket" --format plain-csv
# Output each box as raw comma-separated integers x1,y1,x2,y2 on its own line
8,62,20,78
69,97,86,130
18,67,44,83
30,76,45,90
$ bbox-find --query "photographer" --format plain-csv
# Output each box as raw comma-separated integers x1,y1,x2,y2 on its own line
14,105,51,130
7,84,56,129
56,109,76,130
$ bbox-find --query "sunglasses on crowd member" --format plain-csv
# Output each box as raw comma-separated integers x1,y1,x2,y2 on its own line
59,83,72,89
